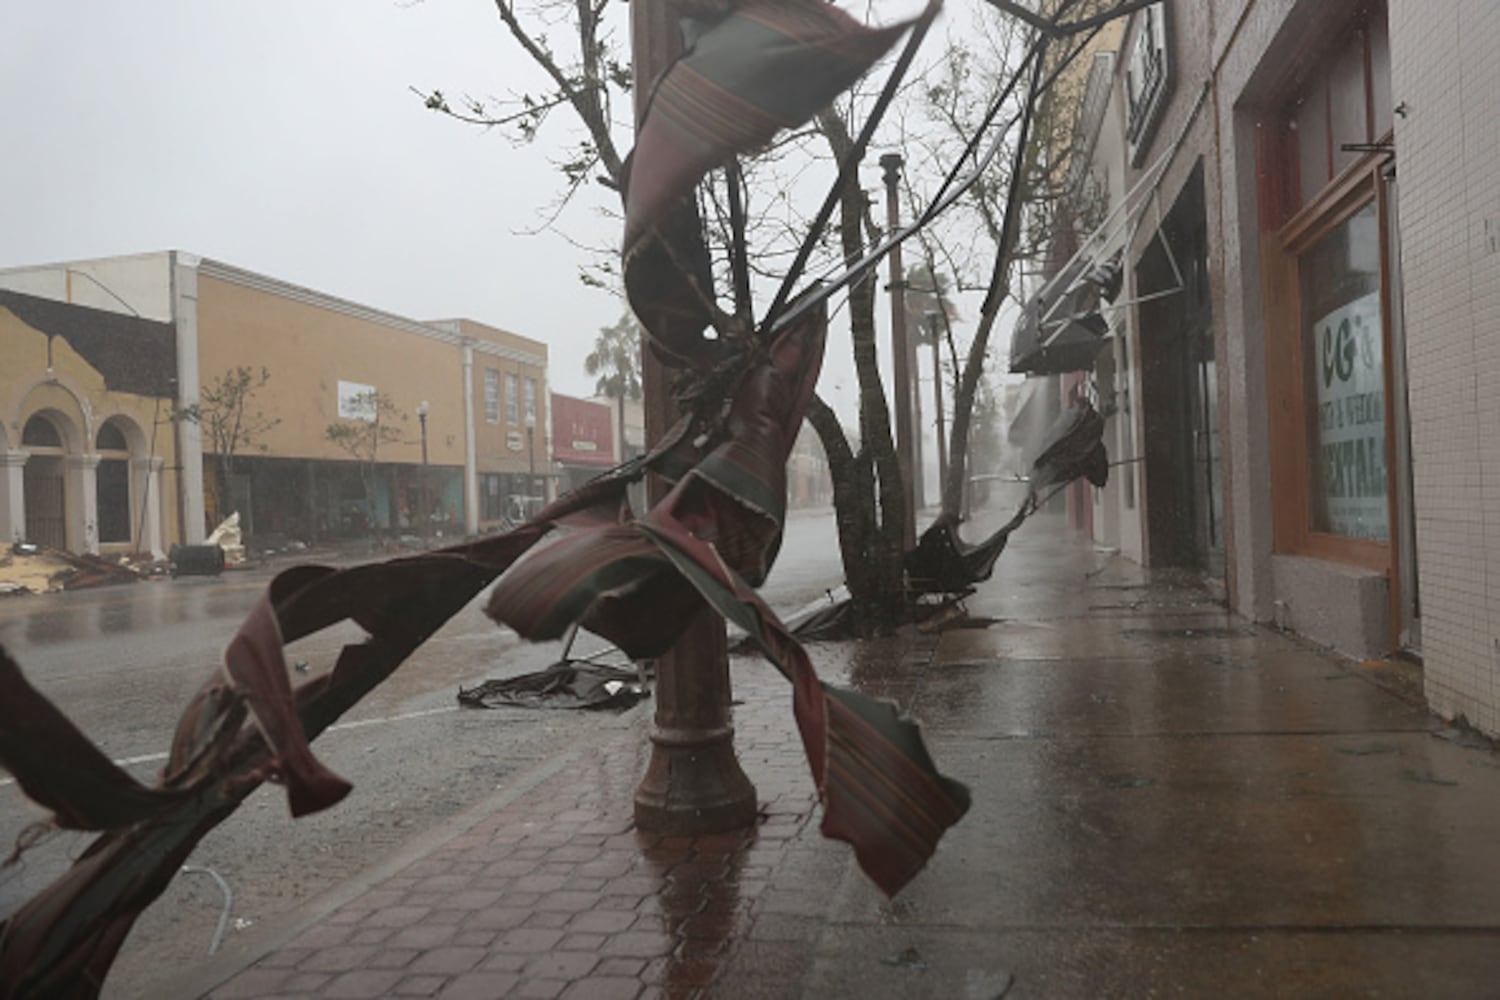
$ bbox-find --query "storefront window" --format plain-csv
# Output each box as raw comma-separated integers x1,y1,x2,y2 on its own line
481,473,504,521
484,369,500,423
1298,200,1386,541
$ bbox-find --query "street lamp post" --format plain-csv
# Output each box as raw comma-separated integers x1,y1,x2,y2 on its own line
416,401,430,541
926,311,948,502
881,152,918,546
525,410,536,504
629,0,757,836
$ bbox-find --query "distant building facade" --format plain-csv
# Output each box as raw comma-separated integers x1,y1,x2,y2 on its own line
787,421,833,509
0,252,549,551
551,393,616,497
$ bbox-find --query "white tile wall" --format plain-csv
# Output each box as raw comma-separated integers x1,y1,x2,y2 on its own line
1392,0,1500,733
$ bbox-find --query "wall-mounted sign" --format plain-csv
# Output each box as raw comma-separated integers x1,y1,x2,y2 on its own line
571,440,598,452
1311,291,1386,540
1125,4,1172,167
337,380,377,422
506,430,525,452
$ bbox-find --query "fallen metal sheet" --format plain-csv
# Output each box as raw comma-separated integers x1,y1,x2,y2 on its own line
457,661,649,711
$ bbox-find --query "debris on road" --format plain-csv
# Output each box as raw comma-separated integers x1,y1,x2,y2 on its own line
458,661,648,711
0,541,143,593
206,512,247,566
169,544,226,578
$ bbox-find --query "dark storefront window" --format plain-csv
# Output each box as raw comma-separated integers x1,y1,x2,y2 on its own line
482,473,504,522
96,459,131,543
96,420,132,544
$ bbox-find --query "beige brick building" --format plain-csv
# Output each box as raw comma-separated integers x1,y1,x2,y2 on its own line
0,252,549,554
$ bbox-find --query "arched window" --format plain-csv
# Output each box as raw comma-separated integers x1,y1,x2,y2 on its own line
96,419,132,545
96,422,128,451
22,415,62,449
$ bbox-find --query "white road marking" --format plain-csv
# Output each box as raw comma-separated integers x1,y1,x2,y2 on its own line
0,706,462,788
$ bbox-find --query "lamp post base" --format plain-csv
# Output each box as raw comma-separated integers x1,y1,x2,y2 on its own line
632,610,757,836
634,724,758,835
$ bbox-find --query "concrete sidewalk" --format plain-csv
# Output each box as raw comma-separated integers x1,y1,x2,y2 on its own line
169,524,1500,999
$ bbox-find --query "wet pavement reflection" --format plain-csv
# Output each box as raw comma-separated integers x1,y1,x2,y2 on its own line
2,576,263,655
188,521,1500,999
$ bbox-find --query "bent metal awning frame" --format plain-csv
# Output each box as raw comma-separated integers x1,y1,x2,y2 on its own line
1011,82,1211,376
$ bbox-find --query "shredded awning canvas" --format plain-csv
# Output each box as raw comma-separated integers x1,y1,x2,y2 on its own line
622,0,938,257
622,0,939,367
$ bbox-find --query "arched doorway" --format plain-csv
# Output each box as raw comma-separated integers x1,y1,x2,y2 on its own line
22,414,67,549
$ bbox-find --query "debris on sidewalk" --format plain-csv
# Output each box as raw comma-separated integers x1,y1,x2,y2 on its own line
458,661,648,711
1431,719,1497,752
908,401,1107,599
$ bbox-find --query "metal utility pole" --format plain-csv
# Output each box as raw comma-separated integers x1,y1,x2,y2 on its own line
630,0,757,835
525,411,536,500
927,312,948,497
417,400,430,540
880,152,918,548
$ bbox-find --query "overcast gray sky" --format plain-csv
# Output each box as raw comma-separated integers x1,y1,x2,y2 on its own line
3,0,1015,444
2,0,642,400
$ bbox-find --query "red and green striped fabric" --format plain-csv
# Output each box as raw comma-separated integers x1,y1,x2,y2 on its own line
622,0,939,367
0,4,965,991
624,0,934,256
487,305,970,896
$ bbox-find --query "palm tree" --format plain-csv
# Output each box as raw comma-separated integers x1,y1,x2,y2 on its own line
584,314,643,462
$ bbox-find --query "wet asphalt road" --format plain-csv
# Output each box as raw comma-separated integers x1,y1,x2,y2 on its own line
0,507,842,999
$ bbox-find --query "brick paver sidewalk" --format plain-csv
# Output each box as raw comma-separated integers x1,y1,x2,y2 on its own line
196,639,905,1000
169,524,1500,999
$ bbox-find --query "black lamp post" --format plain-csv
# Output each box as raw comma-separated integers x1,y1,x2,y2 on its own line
525,410,537,502
416,400,430,540
926,311,948,499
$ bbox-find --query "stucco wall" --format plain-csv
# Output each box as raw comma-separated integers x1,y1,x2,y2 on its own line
1390,0,1500,734
196,272,473,468
0,305,180,552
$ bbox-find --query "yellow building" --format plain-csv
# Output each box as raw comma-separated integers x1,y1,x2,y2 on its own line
0,290,179,557
0,252,549,554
